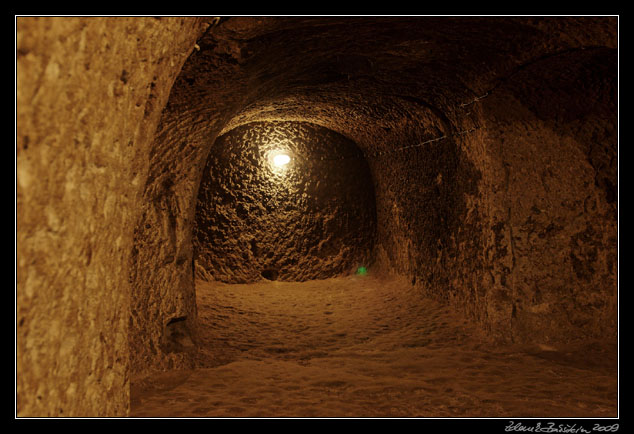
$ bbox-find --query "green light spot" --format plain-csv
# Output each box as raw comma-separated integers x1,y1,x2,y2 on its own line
356,267,367,275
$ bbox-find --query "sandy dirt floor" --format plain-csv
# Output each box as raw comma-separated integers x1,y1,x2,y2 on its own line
130,274,618,418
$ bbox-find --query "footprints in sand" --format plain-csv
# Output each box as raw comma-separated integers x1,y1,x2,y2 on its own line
131,276,618,418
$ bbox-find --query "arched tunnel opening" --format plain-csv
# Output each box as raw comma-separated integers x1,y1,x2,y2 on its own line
193,121,377,284
16,16,618,418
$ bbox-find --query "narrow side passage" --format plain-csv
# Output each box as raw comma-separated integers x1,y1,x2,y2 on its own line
131,276,616,418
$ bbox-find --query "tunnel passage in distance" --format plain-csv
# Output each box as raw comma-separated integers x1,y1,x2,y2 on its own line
193,121,377,283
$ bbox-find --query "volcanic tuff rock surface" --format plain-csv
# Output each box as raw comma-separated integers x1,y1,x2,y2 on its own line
16,16,617,417
194,121,376,283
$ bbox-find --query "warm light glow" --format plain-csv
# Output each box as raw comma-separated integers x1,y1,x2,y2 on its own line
272,153,291,167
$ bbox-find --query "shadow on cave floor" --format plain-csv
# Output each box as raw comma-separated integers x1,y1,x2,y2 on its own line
130,275,617,418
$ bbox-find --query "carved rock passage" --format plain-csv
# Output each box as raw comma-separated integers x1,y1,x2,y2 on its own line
122,18,617,383
194,121,376,283
16,17,206,417
16,16,618,417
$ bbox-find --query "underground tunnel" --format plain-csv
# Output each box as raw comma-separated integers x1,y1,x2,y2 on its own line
193,120,376,284
16,16,618,418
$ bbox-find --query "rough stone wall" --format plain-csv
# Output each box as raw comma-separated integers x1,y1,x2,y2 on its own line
372,49,617,345
193,121,376,283
127,18,254,379
16,17,203,416
476,47,618,343
368,101,489,330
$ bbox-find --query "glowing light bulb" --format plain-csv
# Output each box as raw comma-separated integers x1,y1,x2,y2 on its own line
272,153,291,167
